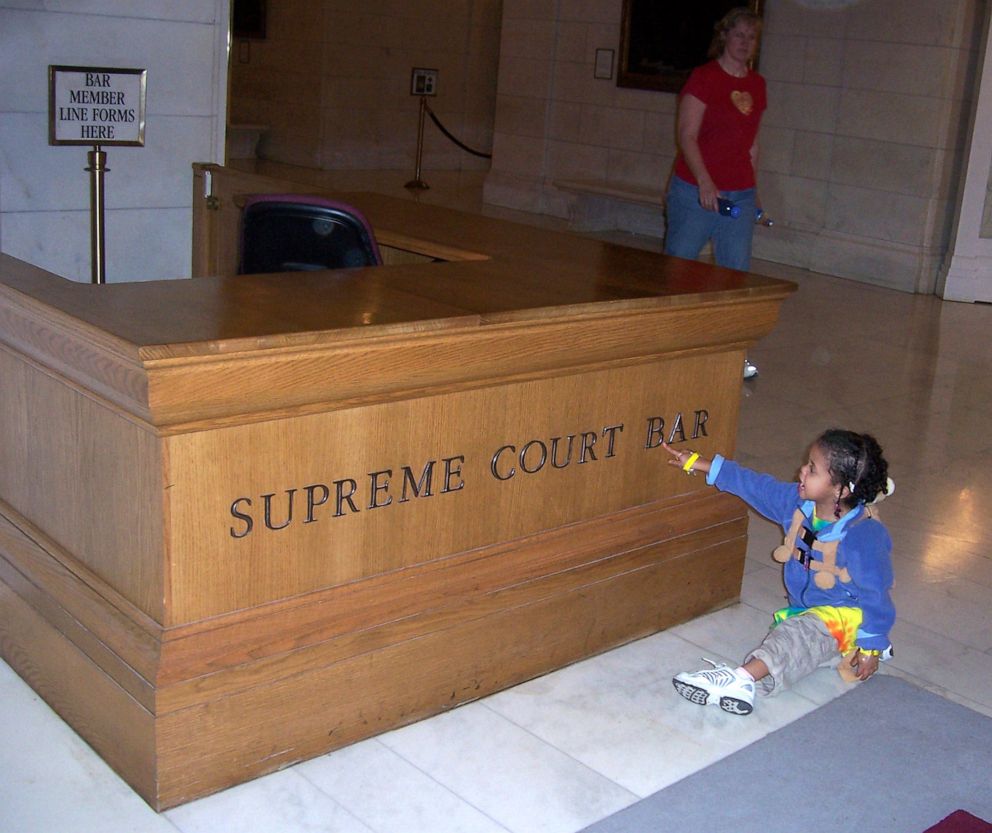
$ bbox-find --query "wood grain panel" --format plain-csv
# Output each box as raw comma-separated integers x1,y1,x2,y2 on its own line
0,512,159,708
0,582,157,803
0,348,165,618
153,539,743,809
163,352,740,621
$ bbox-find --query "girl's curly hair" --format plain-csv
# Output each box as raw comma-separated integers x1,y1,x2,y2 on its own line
816,429,889,509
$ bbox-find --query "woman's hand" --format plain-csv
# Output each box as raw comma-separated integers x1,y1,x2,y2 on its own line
697,180,721,212
661,442,711,474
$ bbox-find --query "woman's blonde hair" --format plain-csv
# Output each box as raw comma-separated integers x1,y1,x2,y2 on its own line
708,7,762,59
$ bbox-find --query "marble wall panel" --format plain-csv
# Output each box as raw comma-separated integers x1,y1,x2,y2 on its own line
499,18,557,60
501,0,558,21
2,206,191,283
545,139,609,181
606,149,669,190
758,125,795,176
790,131,833,182
763,0,847,39
762,171,829,231
758,33,808,83
499,96,551,140
831,137,938,197
554,22,588,63
0,9,217,115
2,1,214,24
836,88,948,148
825,183,933,246
559,0,618,25
802,37,846,88
0,3,227,282
491,132,546,178
642,112,677,156
763,79,841,134
578,105,645,152
842,41,956,98
843,0,975,48
498,56,554,102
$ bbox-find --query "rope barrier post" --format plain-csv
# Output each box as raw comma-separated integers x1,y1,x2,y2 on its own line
405,95,430,192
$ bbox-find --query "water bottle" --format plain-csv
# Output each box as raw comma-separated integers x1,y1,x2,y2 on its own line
754,208,774,228
717,198,741,218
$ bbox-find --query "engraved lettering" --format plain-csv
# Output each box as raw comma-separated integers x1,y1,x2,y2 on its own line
334,478,360,516
399,460,436,502
578,431,598,463
491,445,516,481
442,455,465,493
667,412,686,444
602,423,624,457
304,484,329,523
692,409,710,439
368,469,393,509
645,416,666,448
550,435,574,469
229,497,253,538
262,489,295,530
519,439,548,474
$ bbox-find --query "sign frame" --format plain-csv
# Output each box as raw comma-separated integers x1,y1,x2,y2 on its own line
48,65,147,147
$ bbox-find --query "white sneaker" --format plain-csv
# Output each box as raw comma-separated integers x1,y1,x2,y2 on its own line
673,658,755,715
743,359,758,379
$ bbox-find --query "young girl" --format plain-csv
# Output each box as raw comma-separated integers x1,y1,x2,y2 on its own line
665,429,895,715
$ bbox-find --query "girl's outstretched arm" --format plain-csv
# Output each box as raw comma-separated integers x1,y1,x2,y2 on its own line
661,442,798,527
662,442,711,474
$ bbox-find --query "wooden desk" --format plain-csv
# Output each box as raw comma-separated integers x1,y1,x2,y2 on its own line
0,166,794,809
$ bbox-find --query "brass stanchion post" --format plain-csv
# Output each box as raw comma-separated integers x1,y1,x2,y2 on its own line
86,144,108,284
405,96,429,192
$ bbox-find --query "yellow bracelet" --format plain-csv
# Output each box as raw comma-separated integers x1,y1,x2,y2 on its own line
682,452,700,474
857,648,881,657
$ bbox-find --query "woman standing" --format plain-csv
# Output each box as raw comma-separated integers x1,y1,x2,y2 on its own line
664,7,766,273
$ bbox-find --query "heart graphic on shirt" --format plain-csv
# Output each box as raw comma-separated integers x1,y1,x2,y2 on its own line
731,90,753,115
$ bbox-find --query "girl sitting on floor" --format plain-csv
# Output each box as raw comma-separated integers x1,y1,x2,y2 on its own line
665,429,895,715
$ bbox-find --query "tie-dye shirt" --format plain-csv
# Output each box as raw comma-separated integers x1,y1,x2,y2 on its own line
773,605,862,654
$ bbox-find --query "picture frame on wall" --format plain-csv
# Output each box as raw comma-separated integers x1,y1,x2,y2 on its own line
232,0,266,39
618,0,764,93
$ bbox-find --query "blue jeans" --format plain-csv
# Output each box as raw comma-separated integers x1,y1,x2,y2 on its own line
664,176,756,271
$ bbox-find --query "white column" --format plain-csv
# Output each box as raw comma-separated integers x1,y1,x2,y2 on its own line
940,4,992,302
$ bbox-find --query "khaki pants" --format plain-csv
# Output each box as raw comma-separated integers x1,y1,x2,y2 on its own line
746,614,840,696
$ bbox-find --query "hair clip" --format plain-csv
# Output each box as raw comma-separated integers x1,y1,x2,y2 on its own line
868,478,895,505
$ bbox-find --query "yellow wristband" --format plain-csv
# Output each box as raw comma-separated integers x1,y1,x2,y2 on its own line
857,648,881,657
682,452,700,474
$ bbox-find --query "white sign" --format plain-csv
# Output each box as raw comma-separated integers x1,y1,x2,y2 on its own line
49,65,146,146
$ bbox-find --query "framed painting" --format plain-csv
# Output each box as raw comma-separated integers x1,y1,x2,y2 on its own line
618,0,764,93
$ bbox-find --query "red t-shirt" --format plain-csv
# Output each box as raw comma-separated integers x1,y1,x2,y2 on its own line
673,60,767,191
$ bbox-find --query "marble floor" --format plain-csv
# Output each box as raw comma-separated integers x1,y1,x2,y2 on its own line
3,173,992,832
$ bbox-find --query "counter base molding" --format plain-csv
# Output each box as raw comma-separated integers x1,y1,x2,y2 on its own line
0,169,793,809
1,487,744,810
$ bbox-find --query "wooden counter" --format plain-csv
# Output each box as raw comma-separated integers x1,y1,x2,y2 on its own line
0,165,795,809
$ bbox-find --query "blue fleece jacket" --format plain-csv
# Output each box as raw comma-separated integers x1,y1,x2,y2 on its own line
707,455,895,651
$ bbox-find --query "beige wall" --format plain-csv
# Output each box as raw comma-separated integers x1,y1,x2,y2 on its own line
228,0,501,171
484,0,988,294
